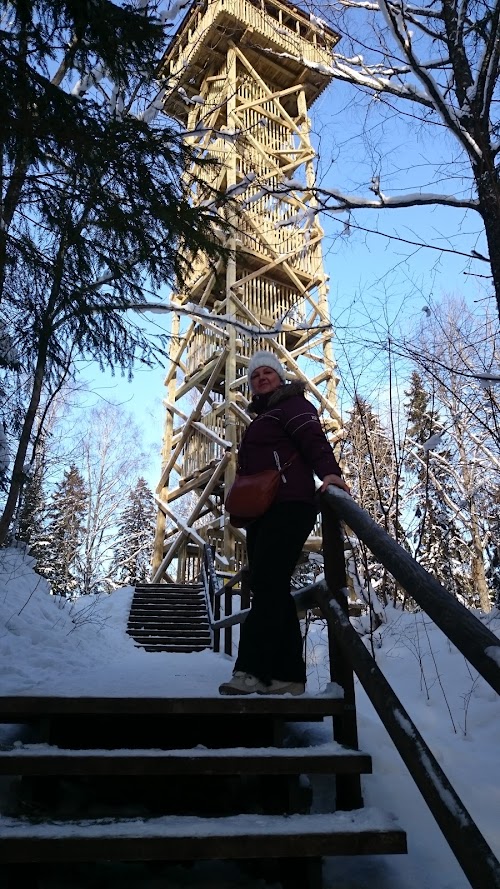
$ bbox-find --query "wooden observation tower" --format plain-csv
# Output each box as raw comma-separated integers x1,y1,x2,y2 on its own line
152,0,342,583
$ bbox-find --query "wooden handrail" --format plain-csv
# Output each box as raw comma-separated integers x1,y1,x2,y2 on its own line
211,607,250,630
309,498,500,889
214,566,246,599
313,578,500,889
321,486,500,696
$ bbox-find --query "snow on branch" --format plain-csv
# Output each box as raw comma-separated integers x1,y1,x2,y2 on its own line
71,62,108,97
137,87,167,123
329,57,435,107
473,372,500,389
377,0,482,159
423,431,446,453
181,125,242,144
339,0,442,16
314,186,479,212
105,300,332,340
158,0,191,25
225,172,257,198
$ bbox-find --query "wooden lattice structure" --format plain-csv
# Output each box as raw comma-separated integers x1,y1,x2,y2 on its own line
152,0,342,583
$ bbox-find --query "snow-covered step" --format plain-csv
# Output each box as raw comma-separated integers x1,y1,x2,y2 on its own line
0,809,407,862
135,583,203,593
130,641,212,650
127,620,210,629
127,581,212,653
0,692,344,720
0,741,372,776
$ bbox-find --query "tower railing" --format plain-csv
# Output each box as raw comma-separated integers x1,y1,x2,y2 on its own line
166,0,338,83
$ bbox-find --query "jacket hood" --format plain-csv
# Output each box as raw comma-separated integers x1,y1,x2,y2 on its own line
248,380,307,415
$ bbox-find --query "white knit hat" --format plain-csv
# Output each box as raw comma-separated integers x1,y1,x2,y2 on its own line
247,350,286,391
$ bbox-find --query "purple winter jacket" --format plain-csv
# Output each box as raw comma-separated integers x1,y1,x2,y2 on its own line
236,381,343,506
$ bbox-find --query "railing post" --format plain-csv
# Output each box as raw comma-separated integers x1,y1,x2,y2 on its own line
240,566,251,611
213,593,221,653
203,544,220,652
321,507,363,811
224,588,233,656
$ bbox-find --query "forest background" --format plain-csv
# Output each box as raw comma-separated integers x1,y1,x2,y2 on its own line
0,0,499,610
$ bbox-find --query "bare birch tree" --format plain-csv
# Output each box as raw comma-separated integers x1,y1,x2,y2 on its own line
402,297,499,609
74,404,150,594
297,0,500,321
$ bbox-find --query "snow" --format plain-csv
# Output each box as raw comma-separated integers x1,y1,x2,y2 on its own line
474,372,500,389
0,547,499,888
0,809,397,840
2,741,360,759
422,430,445,452
160,0,191,26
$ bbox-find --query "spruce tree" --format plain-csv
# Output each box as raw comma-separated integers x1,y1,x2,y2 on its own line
112,477,155,586
0,0,227,544
342,396,404,606
404,372,470,601
38,465,88,596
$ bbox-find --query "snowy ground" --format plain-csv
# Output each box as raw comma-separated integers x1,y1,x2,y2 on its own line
0,547,499,888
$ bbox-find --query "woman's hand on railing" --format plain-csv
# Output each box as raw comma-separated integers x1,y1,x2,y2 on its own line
320,474,351,495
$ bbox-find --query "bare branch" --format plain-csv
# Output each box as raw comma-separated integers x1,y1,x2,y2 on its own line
315,186,479,211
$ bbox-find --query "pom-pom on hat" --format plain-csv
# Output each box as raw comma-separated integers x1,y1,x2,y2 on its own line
248,350,286,391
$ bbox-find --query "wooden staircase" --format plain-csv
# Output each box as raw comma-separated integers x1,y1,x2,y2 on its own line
126,582,212,652
0,693,407,888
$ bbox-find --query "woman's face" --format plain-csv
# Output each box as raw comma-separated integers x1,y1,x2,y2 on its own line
250,366,283,395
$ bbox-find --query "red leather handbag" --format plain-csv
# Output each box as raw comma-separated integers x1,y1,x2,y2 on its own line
225,468,281,519
225,452,295,527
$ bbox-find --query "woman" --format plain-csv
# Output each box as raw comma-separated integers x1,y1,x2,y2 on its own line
219,350,349,696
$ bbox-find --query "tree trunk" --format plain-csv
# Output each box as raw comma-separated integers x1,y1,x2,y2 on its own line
473,159,500,323
470,507,491,612
0,339,49,545
454,421,491,612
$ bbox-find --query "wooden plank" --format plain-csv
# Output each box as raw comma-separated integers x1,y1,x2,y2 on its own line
129,626,208,634
135,584,204,591
0,743,372,776
127,622,210,629
129,607,207,614
141,646,209,653
0,695,344,720
0,811,407,862
156,349,228,492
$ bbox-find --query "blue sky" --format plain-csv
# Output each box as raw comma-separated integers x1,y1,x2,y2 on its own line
77,75,492,492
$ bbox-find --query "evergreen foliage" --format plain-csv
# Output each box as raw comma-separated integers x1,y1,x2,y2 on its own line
404,372,471,602
0,0,227,544
112,477,155,586
37,464,88,596
342,396,405,606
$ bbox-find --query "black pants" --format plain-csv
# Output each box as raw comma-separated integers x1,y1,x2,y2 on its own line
235,500,318,684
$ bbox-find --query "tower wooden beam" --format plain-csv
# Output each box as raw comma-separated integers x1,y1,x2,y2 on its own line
152,0,341,582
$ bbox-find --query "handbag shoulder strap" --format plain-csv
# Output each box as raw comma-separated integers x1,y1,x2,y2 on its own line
273,450,297,479
238,405,300,473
